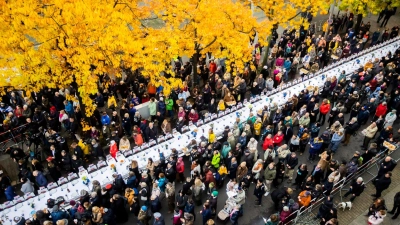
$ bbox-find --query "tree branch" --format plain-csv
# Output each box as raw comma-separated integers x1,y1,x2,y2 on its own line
198,36,217,51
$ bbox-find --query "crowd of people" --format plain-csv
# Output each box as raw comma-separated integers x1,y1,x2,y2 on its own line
1,11,400,225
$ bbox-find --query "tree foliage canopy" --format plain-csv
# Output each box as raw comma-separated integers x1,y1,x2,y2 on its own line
0,0,330,116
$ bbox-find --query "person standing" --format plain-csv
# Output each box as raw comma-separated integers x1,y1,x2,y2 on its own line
343,177,366,202
200,204,212,225
388,191,400,219
263,162,276,196
253,179,266,206
361,122,378,150
285,152,298,183
318,99,331,125
372,172,392,199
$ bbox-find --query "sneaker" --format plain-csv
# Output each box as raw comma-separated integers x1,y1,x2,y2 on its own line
264,192,270,196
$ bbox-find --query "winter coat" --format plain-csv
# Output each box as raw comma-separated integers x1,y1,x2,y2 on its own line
211,153,221,169
264,166,277,180
375,104,387,117
320,102,331,115
362,124,378,138
4,186,16,201
309,138,323,154
35,171,48,187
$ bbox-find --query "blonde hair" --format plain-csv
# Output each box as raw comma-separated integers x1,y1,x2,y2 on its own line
131,160,138,168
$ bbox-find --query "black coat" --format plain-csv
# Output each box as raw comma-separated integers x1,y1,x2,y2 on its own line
377,160,397,177
375,176,391,190
271,187,290,203
110,198,128,223
393,192,400,207
350,180,365,196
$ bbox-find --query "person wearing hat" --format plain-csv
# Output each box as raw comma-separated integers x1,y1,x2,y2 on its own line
153,212,165,225
207,191,218,215
298,190,311,207
68,200,79,218
138,206,150,225
14,216,26,225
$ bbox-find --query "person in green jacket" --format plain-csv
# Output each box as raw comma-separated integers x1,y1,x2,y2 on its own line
148,97,157,121
211,150,221,169
221,142,231,159
247,113,257,125
165,96,174,117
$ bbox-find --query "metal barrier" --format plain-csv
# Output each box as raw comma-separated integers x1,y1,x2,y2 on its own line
0,123,29,152
282,148,396,224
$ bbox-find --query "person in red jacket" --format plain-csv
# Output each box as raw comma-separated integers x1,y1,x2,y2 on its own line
273,131,284,147
176,157,185,182
374,102,388,121
262,134,274,150
318,99,331,125
188,109,199,124
109,140,118,158
209,60,217,74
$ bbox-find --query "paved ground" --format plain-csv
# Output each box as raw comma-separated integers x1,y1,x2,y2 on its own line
347,164,400,225
124,9,400,225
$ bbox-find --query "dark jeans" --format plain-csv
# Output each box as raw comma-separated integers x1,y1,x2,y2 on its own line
390,205,400,217
363,136,372,149
375,188,385,198
318,113,326,125
344,189,357,202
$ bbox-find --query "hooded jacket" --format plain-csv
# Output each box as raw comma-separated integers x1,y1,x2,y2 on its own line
319,101,331,115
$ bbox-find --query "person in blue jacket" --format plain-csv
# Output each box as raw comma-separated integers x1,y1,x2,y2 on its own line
126,172,137,189
3,184,16,201
308,137,323,162
33,170,48,188
50,205,69,223
283,58,292,82
157,173,167,192
329,131,344,153
158,97,166,116
64,100,74,116
101,112,111,126
200,203,212,225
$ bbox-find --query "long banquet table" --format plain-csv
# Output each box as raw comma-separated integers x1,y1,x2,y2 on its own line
1,37,399,225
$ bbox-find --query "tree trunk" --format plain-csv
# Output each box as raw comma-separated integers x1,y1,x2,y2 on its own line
354,13,363,33
191,51,199,88
257,35,272,74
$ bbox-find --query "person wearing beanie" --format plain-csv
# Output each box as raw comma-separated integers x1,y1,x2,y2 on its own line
68,200,79,218
280,206,291,224
298,190,312,207
208,191,218,216
14,216,26,225
153,212,165,225
138,206,150,225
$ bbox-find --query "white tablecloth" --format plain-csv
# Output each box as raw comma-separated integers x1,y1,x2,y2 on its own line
1,36,399,225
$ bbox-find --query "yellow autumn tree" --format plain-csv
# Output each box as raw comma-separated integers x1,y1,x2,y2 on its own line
339,0,399,32
145,0,271,80
247,0,331,69
0,0,183,116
